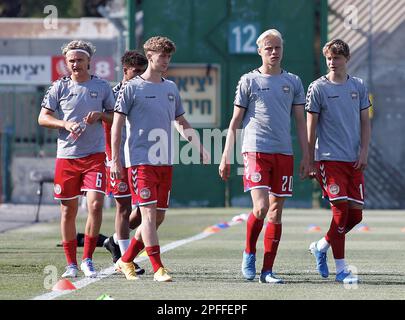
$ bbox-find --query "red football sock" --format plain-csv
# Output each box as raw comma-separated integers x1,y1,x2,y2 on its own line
122,238,145,263
345,208,363,233
146,246,163,272
62,239,77,266
245,213,264,254
262,223,282,272
326,202,349,259
82,234,98,260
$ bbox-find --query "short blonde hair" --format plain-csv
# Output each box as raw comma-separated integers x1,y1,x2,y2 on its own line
323,39,350,58
256,29,284,47
61,40,96,57
143,36,176,54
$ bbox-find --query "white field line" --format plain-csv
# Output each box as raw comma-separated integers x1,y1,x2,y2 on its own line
32,214,247,300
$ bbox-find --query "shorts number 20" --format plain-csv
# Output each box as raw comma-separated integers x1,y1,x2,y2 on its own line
282,176,293,192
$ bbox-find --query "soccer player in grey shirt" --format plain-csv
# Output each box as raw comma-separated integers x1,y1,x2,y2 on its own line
38,40,115,278
111,36,209,282
103,51,147,276
306,39,371,284
219,29,310,284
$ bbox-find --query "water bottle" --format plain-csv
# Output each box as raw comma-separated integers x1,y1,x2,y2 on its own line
67,121,86,144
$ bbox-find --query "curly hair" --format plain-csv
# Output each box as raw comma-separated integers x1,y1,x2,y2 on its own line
121,50,148,67
323,39,350,58
61,40,96,57
143,36,176,54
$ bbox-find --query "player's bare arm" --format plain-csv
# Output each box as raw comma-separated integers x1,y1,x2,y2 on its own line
110,112,125,179
354,108,371,171
219,105,246,181
306,111,319,177
293,104,310,179
38,107,78,133
174,115,210,164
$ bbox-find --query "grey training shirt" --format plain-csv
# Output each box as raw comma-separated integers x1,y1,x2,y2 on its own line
114,76,185,166
234,69,306,154
41,75,115,159
305,75,370,162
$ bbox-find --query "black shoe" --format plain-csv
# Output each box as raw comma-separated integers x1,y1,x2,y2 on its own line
103,236,121,263
134,262,145,275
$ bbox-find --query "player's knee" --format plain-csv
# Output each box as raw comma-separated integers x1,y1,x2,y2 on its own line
252,205,269,219
352,211,363,225
116,206,131,219
60,210,77,221
267,213,281,224
129,213,142,230
60,205,77,221
87,199,103,214
156,214,165,227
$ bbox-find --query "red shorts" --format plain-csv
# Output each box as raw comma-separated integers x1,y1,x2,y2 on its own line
128,165,172,210
106,166,131,198
54,153,106,200
316,161,365,204
242,152,294,197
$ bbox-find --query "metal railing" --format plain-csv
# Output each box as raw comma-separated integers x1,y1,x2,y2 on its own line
365,141,405,209
0,85,57,158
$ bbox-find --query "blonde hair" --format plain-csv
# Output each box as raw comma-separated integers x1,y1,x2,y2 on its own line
323,39,350,58
256,29,284,47
143,36,176,54
61,40,96,57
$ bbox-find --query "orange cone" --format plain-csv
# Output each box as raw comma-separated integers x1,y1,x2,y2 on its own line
307,224,322,232
203,226,221,233
356,224,370,232
52,279,77,291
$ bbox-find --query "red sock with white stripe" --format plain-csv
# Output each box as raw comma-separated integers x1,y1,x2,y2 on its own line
121,238,145,263
326,202,349,259
146,245,163,272
262,223,282,272
245,213,264,254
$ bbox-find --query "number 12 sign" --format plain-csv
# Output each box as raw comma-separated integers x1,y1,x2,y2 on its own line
228,22,260,54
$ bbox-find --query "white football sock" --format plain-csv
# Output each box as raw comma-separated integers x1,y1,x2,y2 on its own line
113,233,118,245
118,239,130,256
316,237,330,253
335,259,347,274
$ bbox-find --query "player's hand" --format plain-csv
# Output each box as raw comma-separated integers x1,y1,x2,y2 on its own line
110,161,122,180
219,158,231,181
200,146,211,165
64,121,80,133
354,151,368,171
308,161,317,179
299,159,311,180
83,111,102,124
